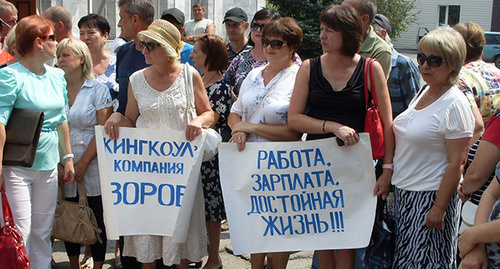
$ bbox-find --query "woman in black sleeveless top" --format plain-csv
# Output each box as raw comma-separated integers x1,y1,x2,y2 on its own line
288,5,395,269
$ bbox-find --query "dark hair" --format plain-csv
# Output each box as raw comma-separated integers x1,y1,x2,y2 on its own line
454,22,486,63
262,17,303,59
78,13,111,35
196,34,228,72
356,0,377,23
248,8,281,46
16,15,54,57
320,5,362,57
192,2,204,9
118,0,154,25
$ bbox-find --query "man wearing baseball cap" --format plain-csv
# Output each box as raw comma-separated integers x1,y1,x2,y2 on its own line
223,7,251,64
161,8,195,67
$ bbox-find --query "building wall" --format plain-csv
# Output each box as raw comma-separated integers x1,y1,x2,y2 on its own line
393,0,493,50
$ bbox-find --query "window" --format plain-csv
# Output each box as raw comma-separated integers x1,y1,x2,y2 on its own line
438,5,460,27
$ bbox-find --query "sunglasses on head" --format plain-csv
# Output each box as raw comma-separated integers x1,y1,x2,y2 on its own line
139,41,159,52
261,38,286,50
417,53,446,67
250,21,266,31
43,34,56,42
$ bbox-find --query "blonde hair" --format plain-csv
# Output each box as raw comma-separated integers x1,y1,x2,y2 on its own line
56,38,94,80
418,27,466,85
5,24,17,56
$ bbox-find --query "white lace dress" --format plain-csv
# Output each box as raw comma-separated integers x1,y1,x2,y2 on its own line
122,64,207,265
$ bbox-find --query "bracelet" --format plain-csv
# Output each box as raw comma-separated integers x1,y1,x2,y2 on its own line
382,163,393,170
63,153,74,160
322,120,327,133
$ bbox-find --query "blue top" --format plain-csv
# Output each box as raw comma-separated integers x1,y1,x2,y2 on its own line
0,62,68,170
116,41,149,114
387,48,422,118
181,42,194,67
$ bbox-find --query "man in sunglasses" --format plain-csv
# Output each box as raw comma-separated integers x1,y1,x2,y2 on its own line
223,7,251,64
343,0,392,79
372,14,421,118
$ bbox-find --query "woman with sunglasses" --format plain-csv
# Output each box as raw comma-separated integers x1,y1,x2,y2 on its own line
224,8,301,101
104,19,214,269
288,5,394,268
0,15,75,269
229,17,303,269
190,34,231,269
390,27,474,267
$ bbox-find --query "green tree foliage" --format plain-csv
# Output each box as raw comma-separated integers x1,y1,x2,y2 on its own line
267,0,418,60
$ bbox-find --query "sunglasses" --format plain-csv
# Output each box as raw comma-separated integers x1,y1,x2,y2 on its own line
0,18,12,29
43,34,56,42
250,21,266,31
417,53,446,68
139,41,159,52
261,38,286,50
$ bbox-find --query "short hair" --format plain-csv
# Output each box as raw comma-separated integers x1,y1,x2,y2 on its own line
192,2,204,10
248,8,281,46
196,34,228,72
454,22,486,63
262,17,303,59
320,5,362,57
57,38,94,80
357,0,377,23
78,13,111,35
419,27,466,85
45,6,72,30
118,0,154,26
5,24,16,55
0,0,17,17
16,15,54,57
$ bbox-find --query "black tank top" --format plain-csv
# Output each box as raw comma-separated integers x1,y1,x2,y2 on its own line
306,56,366,140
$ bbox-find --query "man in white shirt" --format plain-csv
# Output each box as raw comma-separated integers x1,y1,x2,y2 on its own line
183,2,215,44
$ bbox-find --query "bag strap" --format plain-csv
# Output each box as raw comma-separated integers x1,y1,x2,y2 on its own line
1,188,15,228
184,64,196,123
364,58,378,108
57,181,89,207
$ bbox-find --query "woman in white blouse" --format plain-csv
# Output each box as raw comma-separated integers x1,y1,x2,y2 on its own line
56,38,113,269
228,17,303,269
391,27,475,267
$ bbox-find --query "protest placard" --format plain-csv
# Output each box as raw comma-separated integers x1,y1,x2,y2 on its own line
219,134,377,254
95,126,205,242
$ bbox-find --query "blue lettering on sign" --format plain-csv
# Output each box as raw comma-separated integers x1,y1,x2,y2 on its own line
257,148,326,170
103,138,196,158
110,181,186,207
250,171,339,192
261,211,345,236
113,160,184,174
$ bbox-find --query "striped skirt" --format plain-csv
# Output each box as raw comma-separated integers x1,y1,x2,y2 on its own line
393,188,460,269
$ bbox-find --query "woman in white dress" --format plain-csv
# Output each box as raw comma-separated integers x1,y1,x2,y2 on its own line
104,19,214,269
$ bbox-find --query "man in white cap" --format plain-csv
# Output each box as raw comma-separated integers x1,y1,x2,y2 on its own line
223,7,250,64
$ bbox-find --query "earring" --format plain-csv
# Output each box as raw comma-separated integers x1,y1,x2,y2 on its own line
41,46,44,54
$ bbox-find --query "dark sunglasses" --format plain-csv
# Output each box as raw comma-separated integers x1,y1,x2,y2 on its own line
139,41,159,52
250,21,266,31
417,53,446,68
261,38,286,50
43,34,56,42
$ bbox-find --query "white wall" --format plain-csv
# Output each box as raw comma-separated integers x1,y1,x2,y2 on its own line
393,0,493,50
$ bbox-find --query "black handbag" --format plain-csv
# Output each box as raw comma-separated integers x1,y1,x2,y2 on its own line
364,196,396,269
2,108,44,167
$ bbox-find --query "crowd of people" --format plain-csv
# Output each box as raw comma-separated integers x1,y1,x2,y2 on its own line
0,0,499,268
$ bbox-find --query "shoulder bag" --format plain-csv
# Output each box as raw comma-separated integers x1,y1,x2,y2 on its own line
2,109,44,167
52,182,103,245
0,189,31,269
364,58,386,160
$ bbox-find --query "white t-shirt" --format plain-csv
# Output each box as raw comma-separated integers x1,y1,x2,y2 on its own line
184,19,214,36
392,85,474,191
231,64,299,142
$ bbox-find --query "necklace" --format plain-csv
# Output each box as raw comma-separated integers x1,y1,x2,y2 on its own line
203,71,219,86
416,84,450,109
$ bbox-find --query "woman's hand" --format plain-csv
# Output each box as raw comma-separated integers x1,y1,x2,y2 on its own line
373,169,391,199
63,159,75,185
74,161,90,183
104,112,123,140
186,118,203,142
331,125,359,146
426,204,446,229
459,227,479,258
231,131,248,152
458,182,471,202
459,244,488,269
